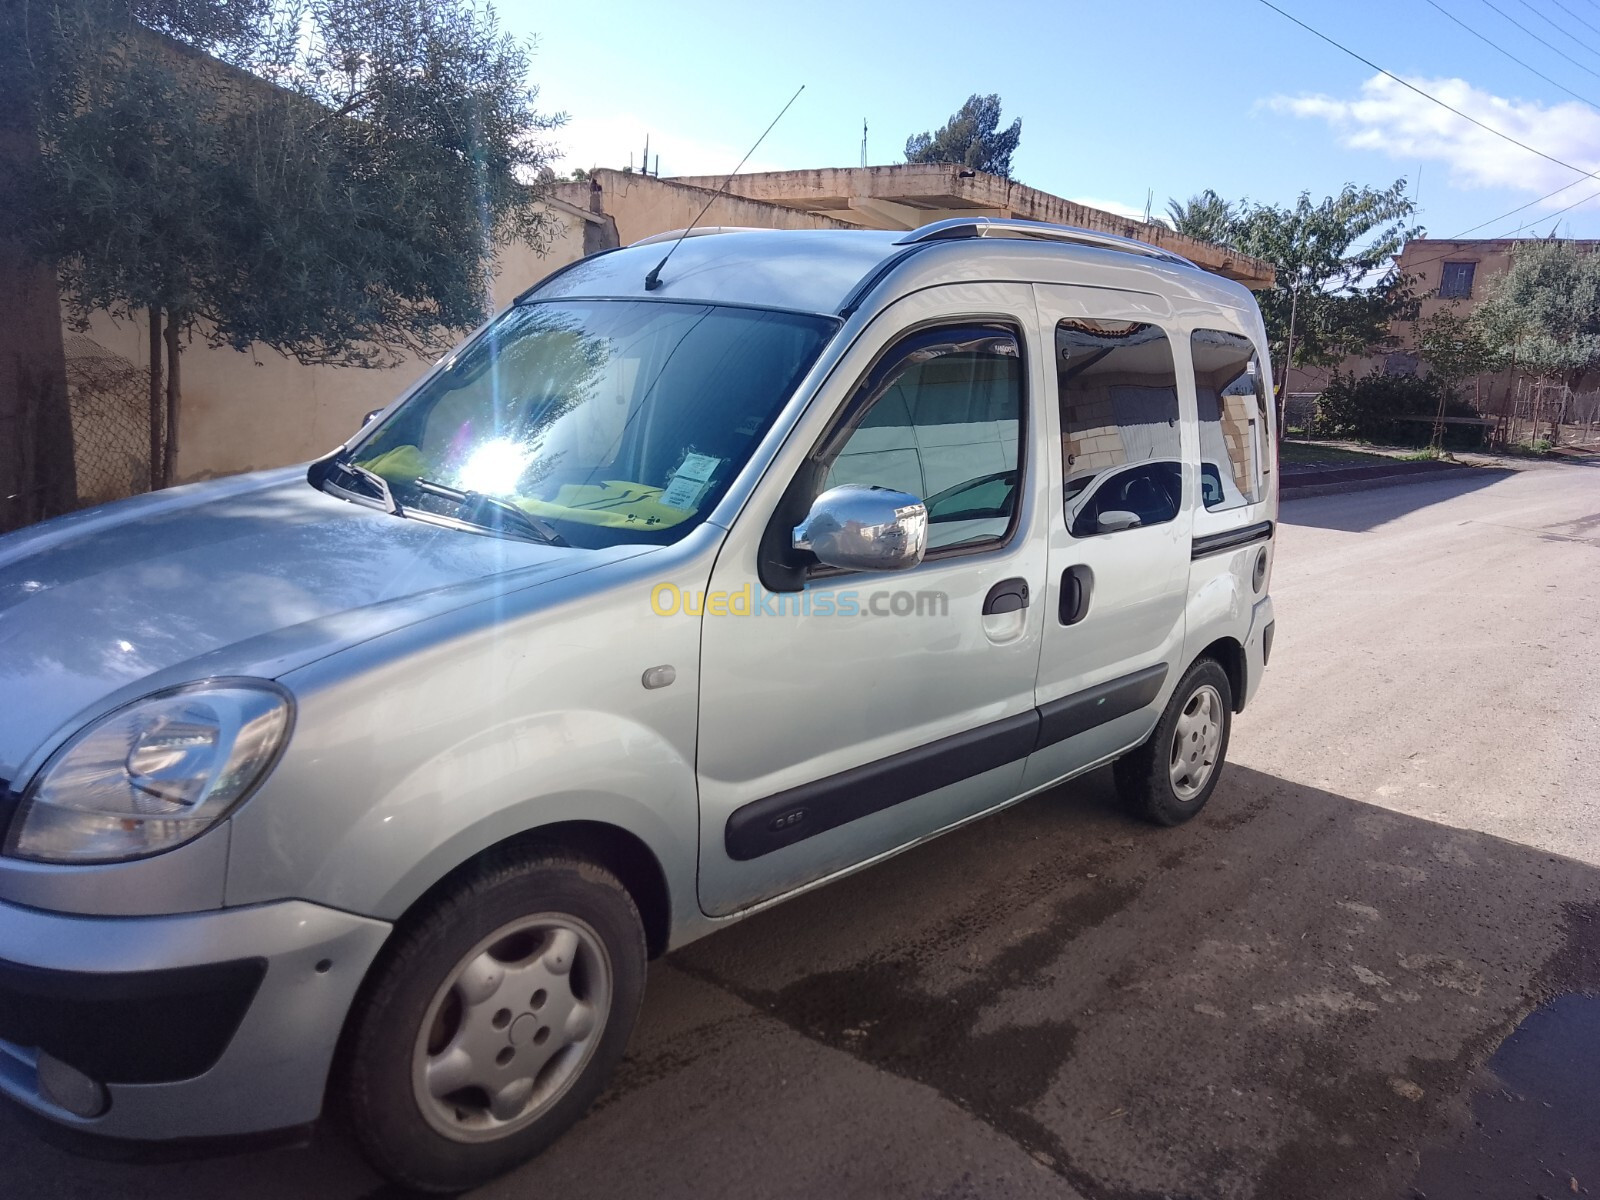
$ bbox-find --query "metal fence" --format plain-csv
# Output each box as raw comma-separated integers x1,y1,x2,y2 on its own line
1284,377,1600,449
63,333,153,507
1491,380,1600,448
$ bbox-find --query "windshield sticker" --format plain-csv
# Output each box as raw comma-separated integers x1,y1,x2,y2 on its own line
659,474,708,511
674,452,721,483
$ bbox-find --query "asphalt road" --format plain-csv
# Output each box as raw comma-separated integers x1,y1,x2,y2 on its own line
6,460,1599,1200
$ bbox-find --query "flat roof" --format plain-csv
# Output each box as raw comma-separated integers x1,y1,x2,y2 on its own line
664,165,1275,289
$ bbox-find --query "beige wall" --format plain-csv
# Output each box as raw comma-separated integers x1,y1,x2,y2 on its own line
68,170,855,487
68,202,596,485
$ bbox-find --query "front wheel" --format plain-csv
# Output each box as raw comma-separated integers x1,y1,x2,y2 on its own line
340,848,646,1193
1114,658,1233,826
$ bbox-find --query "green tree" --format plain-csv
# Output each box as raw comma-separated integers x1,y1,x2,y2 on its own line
1165,189,1238,245
904,94,1021,179
1416,305,1502,393
1473,240,1600,388
1229,180,1421,394
6,0,563,499
1414,304,1502,447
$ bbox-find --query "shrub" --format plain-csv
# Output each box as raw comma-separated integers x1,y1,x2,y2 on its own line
1313,369,1484,447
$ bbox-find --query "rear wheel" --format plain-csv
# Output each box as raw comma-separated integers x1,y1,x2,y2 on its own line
341,848,646,1193
1114,657,1232,826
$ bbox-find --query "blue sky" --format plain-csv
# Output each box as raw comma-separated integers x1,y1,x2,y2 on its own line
503,0,1600,241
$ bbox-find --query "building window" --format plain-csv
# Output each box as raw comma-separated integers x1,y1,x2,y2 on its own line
1057,319,1181,537
1439,261,1476,299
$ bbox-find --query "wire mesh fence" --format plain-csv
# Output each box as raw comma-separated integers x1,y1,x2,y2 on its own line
1469,379,1600,449
63,333,155,507
1284,376,1600,450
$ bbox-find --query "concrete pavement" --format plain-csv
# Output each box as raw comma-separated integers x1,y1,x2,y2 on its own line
5,460,1598,1200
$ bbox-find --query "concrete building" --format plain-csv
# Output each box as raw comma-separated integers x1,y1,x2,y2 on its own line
65,165,1274,495
1285,237,1600,405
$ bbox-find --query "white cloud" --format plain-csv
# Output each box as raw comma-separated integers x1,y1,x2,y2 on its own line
1270,74,1600,211
1069,196,1156,223
550,112,785,179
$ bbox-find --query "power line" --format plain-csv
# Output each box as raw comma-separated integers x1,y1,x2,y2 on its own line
1500,180,1600,232
1509,0,1600,60
1457,178,1596,233
1476,0,1600,82
1385,181,1600,278
1547,0,1600,41
1255,0,1600,181
1423,0,1600,106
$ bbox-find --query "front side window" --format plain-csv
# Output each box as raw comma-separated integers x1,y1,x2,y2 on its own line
351,300,836,548
1057,319,1181,537
822,326,1024,552
1191,329,1268,511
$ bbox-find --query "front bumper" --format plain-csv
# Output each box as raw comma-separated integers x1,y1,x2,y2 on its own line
0,898,390,1139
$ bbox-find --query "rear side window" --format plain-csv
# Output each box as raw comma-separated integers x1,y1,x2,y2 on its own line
1190,329,1268,512
1057,319,1181,537
825,326,1023,552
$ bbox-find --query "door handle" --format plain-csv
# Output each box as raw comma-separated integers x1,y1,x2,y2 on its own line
982,577,1030,615
1059,565,1093,626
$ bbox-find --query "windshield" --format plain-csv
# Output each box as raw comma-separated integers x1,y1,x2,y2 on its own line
349,300,837,548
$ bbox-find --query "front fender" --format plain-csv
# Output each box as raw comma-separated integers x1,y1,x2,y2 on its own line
224,545,714,935
227,702,699,923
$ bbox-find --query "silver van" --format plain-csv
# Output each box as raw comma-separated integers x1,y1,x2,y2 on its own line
0,219,1276,1190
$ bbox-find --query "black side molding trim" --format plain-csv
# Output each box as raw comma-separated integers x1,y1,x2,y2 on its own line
1192,520,1274,560
1035,663,1168,751
725,710,1040,861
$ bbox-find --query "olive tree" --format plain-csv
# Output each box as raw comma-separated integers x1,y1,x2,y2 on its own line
5,0,563,501
1473,239,1600,389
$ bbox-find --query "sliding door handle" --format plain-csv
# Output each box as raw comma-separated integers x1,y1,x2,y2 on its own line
1060,565,1093,625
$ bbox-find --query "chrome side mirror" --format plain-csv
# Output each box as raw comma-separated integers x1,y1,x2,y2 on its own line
793,485,927,572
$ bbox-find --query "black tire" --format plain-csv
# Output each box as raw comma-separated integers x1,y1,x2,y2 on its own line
1113,657,1233,826
340,847,646,1193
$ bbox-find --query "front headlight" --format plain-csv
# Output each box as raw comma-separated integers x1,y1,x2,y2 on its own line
5,681,293,864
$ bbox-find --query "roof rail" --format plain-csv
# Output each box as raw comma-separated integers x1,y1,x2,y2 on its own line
894,217,1198,270
629,225,763,248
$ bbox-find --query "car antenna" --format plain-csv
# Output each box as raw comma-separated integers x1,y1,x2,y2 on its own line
644,84,805,292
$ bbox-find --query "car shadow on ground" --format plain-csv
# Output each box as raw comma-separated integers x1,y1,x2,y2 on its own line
1279,468,1518,533
6,764,1599,1200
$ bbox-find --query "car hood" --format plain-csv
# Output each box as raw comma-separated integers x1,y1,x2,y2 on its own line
0,468,619,781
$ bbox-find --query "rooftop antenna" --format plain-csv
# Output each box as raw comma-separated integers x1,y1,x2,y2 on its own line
861,118,868,167
643,133,650,177
644,84,805,291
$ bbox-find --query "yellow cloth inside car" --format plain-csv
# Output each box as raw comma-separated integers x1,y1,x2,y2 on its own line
516,481,695,529
360,445,428,482
361,446,695,529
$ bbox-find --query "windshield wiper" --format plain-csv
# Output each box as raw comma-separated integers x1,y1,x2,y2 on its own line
319,453,403,515
343,460,402,515
414,478,569,547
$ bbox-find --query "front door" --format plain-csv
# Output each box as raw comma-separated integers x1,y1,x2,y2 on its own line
695,284,1050,917
1025,284,1195,790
